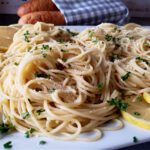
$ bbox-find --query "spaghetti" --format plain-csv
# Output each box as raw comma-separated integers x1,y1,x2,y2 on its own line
1,22,149,141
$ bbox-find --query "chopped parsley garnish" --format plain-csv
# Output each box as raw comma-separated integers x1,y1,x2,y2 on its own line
23,30,30,42
14,62,19,66
89,32,94,38
61,49,69,52
0,123,14,133
28,98,31,102
105,34,120,47
97,83,103,90
66,29,79,36
136,57,149,65
22,112,30,119
34,72,47,78
142,72,145,76
42,44,49,50
63,59,67,62
34,46,38,50
30,128,36,133
121,72,131,81
105,34,112,41
133,136,138,143
42,53,47,58
102,41,104,44
134,112,140,116
114,27,117,31
25,131,30,138
24,30,29,36
137,96,142,101
25,128,36,138
35,32,38,35
39,140,46,145
3,141,12,149
24,35,29,42
114,27,121,32
36,109,45,116
107,97,129,111
112,54,118,59
49,88,56,93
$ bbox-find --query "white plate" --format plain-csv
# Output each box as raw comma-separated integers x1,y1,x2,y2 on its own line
0,26,150,150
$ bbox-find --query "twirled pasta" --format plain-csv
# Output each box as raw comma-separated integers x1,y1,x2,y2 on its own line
1,22,150,141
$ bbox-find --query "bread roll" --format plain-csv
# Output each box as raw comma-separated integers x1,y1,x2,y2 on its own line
18,11,66,25
17,0,58,17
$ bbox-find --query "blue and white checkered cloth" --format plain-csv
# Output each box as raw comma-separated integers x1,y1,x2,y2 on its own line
52,0,129,25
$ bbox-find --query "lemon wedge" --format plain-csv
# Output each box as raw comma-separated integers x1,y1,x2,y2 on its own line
123,23,141,30
0,26,18,52
121,96,150,130
143,92,150,104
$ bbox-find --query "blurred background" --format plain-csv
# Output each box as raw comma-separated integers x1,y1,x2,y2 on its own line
0,0,150,25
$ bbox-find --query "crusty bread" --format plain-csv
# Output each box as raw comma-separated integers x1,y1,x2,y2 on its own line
17,0,58,17
18,11,66,25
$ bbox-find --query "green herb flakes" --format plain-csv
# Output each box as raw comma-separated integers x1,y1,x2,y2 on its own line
112,54,118,59
42,44,49,50
97,83,103,90
114,27,121,32
114,27,117,31
49,88,56,93
121,72,131,81
89,32,94,38
24,30,29,36
34,72,48,78
22,112,30,119
133,136,138,143
136,57,149,65
34,46,38,50
134,112,140,116
39,140,46,145
42,53,47,58
14,62,19,66
25,131,30,138
105,34,112,41
137,96,142,101
107,97,129,111
24,35,29,42
36,109,45,116
3,141,12,149
0,123,14,133
28,98,31,102
66,29,79,36
61,49,69,52
30,128,36,133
